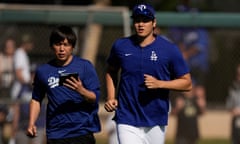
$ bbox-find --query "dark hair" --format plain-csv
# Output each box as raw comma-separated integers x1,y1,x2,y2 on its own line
49,25,77,47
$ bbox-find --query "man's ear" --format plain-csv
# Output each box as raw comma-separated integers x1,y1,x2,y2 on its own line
153,19,157,28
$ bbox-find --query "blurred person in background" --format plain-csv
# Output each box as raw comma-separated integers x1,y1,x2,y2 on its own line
10,34,33,101
171,84,206,144
10,63,46,144
25,25,101,144
168,0,210,107
226,64,240,144
8,34,44,144
104,3,192,144
0,38,16,99
0,38,16,144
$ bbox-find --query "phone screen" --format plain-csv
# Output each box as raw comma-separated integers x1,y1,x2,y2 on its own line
59,73,79,86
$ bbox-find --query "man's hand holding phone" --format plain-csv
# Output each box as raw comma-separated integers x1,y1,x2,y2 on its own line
59,73,79,86
59,72,95,102
59,73,86,93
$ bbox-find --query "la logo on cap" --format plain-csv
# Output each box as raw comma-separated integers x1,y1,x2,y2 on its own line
138,4,147,11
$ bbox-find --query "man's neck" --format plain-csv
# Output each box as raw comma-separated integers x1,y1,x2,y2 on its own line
138,34,156,47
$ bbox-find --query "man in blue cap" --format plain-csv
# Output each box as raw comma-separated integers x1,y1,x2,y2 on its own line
104,3,192,144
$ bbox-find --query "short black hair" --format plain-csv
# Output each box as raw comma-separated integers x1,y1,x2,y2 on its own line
49,25,77,47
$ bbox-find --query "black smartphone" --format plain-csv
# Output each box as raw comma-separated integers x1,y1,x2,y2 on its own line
59,73,79,86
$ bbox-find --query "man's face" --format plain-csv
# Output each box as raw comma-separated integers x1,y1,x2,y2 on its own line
133,16,156,37
52,38,73,65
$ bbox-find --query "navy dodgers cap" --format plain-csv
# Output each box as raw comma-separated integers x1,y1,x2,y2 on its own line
131,3,155,20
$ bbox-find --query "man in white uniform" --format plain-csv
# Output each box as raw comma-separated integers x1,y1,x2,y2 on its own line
11,34,32,100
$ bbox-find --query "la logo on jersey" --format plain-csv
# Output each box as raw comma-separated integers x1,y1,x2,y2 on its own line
48,69,68,88
48,76,59,88
150,51,158,61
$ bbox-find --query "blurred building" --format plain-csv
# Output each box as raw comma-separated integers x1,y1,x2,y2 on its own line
0,0,94,5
